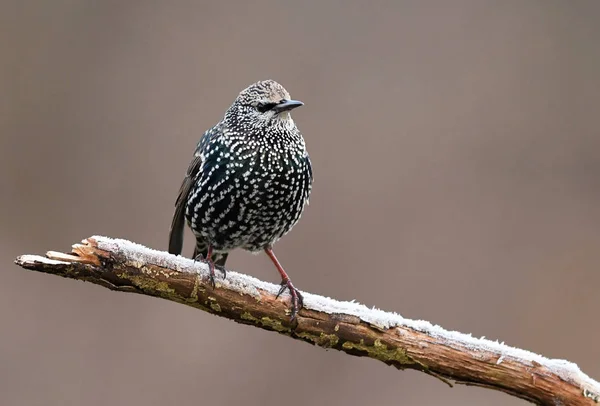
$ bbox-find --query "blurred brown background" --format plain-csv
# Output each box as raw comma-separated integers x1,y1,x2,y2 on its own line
2,1,599,405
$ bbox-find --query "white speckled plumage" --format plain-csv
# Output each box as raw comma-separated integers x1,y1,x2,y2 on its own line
182,80,312,256
168,80,312,318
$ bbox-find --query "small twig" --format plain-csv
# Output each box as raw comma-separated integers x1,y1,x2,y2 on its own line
14,235,600,406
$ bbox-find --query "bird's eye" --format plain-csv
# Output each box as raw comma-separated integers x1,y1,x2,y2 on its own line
256,102,278,113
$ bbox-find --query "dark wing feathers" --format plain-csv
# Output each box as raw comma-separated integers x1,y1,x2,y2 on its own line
168,154,203,255
167,128,230,267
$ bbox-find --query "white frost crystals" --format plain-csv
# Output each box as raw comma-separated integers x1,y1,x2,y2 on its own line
39,235,596,401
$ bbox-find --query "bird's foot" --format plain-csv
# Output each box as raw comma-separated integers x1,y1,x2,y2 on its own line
215,263,226,280
276,279,304,321
194,253,217,289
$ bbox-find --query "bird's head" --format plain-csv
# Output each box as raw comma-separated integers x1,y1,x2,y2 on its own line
227,80,304,130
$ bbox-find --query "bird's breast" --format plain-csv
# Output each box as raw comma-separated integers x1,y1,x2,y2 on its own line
187,133,311,251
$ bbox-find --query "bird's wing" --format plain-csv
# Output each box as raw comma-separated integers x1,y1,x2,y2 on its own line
168,152,204,255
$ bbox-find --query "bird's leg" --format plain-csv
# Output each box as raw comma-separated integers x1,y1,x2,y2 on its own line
195,245,216,289
264,246,303,321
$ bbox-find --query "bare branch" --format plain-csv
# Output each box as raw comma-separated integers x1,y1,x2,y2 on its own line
14,236,600,405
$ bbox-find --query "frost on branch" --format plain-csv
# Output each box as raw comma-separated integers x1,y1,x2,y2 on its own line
14,236,600,406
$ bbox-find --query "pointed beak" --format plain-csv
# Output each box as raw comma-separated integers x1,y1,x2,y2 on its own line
272,99,304,113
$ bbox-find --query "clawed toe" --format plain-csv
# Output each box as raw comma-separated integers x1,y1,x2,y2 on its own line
194,254,216,289
276,279,304,321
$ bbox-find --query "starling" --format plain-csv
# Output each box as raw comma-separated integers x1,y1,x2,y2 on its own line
168,80,313,320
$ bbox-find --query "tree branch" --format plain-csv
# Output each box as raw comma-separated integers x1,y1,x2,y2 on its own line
14,235,599,405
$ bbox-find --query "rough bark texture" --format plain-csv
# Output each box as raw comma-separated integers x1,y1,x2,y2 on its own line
14,236,600,406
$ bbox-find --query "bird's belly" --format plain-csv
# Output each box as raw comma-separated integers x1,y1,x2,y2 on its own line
186,165,309,252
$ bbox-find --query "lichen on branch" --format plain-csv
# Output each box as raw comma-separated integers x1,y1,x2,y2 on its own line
14,236,600,406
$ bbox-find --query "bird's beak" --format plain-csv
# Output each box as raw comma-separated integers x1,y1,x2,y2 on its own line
273,99,304,113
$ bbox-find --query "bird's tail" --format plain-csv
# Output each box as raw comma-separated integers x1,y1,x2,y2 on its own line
168,204,186,255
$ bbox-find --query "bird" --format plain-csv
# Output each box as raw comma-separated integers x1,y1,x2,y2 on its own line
168,79,313,320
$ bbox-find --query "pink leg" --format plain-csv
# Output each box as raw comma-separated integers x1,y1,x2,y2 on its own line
264,246,303,321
